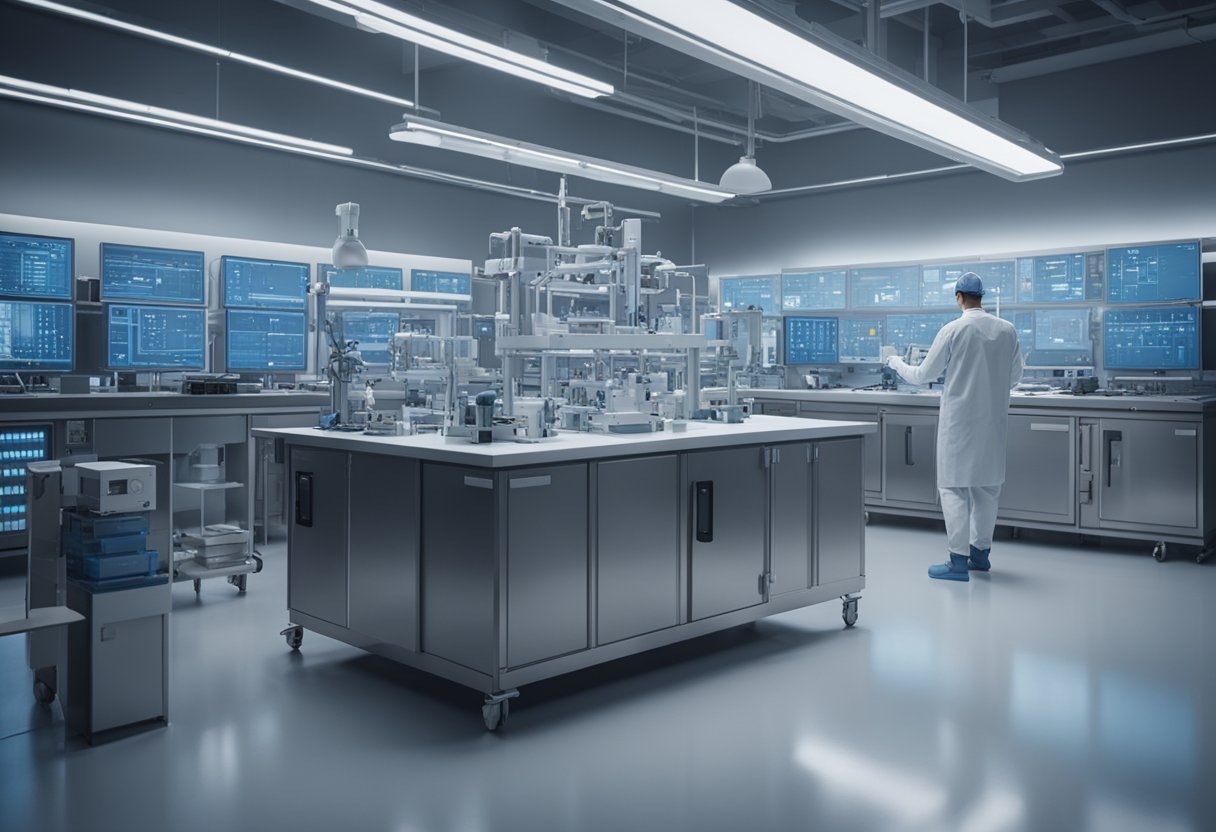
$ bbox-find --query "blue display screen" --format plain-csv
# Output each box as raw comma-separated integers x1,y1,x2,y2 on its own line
850,266,921,308
0,300,73,371
222,256,310,310
1103,306,1199,370
781,270,847,311
921,261,1016,307
226,309,307,372
719,275,780,316
335,311,400,364
411,269,470,295
838,318,883,362
1017,252,1104,303
107,304,205,370
884,313,956,353
784,316,838,364
1106,241,1201,304
0,232,73,300
1002,308,1093,367
101,243,205,305
318,264,404,291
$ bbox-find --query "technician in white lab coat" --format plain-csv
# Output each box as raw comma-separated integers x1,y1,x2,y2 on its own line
885,273,1024,582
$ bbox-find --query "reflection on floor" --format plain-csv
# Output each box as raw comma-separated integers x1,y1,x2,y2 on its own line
1,518,1213,832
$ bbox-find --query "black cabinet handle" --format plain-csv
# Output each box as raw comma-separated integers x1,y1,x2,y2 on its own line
905,426,914,466
695,481,714,543
1103,430,1122,488
295,472,313,527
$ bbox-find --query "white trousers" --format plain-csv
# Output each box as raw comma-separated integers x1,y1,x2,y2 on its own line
938,485,1002,556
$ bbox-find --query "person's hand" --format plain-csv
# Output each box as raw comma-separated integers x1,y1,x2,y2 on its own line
885,355,899,369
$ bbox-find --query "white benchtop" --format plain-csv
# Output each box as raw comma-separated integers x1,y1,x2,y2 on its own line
252,415,875,469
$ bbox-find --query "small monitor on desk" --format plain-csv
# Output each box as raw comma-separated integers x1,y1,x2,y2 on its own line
222,256,309,310
101,243,205,305
333,311,400,365
784,316,838,364
0,299,73,371
225,309,307,372
107,304,206,370
318,264,404,291
0,231,74,300
1102,305,1199,370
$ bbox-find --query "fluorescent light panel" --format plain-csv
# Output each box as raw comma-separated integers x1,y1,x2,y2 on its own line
390,116,733,202
12,0,416,108
302,0,612,99
563,0,1061,181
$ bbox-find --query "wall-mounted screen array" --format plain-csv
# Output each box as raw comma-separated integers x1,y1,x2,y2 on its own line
0,232,73,300
784,316,839,365
1105,241,1200,304
850,266,921,309
782,270,847,311
838,318,884,362
1102,306,1199,370
0,300,73,371
1016,251,1103,303
100,243,206,305
411,269,471,295
1002,308,1094,367
921,261,1017,307
226,310,307,372
884,313,957,355
222,256,310,310
318,264,405,291
107,304,205,370
719,275,781,316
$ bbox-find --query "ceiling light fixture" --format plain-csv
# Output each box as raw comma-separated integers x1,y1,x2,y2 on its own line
719,80,772,194
301,0,613,99
390,116,734,203
0,74,352,155
11,0,416,108
554,0,1062,181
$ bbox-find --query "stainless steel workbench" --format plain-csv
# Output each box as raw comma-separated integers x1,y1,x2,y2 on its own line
254,415,874,729
746,388,1216,562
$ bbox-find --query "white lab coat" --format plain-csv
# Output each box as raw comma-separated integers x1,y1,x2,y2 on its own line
888,308,1024,487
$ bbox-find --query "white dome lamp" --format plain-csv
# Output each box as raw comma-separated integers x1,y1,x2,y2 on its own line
719,81,772,194
332,201,369,269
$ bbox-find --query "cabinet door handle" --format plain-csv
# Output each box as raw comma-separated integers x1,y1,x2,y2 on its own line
510,475,551,489
1104,430,1122,488
294,472,313,527
1175,429,1197,438
695,481,714,543
905,426,914,466
1080,476,1093,505
463,476,493,490
1031,423,1068,432
1079,424,1092,472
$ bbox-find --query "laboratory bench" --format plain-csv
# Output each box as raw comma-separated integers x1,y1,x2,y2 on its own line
744,388,1216,562
254,415,873,729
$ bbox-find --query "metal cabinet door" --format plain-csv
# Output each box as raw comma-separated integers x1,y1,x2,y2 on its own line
1099,418,1199,531
507,464,589,668
769,444,811,596
816,438,865,586
882,414,938,505
688,446,767,620
999,415,1075,523
288,447,349,628
799,406,881,494
758,400,796,417
597,455,680,644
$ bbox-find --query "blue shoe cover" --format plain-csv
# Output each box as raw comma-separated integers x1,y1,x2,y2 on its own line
969,545,991,571
928,553,970,581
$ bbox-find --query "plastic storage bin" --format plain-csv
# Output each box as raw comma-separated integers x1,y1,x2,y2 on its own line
63,530,148,558
69,550,158,581
63,512,149,539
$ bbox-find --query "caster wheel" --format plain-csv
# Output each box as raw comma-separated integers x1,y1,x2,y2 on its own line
252,554,264,574
33,679,55,706
842,600,859,628
281,625,303,651
482,702,503,732
234,574,248,593
1152,542,1167,562
193,579,202,594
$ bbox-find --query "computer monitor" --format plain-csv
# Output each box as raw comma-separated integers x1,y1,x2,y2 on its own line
884,312,956,354
317,263,405,291
837,318,884,362
784,316,838,364
1002,308,1093,367
225,309,308,372
107,304,205,370
850,266,921,309
1105,241,1201,304
100,243,205,305
719,275,781,316
0,300,73,371
1016,251,1104,303
332,311,400,365
921,261,1017,307
0,231,73,300
1102,305,1200,370
222,256,310,310
781,270,847,311
410,269,471,295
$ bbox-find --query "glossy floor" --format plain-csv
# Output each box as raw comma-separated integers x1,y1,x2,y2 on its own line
1,520,1213,832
